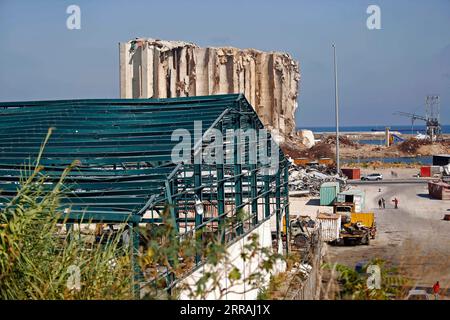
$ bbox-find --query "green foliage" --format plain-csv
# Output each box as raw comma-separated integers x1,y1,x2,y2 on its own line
323,259,407,300
0,168,133,299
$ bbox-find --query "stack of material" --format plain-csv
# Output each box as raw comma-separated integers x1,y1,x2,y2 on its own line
288,164,346,196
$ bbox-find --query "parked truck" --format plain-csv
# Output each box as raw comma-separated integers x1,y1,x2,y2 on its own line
338,212,376,245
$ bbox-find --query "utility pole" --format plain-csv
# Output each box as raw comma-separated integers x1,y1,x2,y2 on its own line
332,44,340,174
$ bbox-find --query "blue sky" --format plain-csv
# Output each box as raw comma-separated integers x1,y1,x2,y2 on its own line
0,0,449,127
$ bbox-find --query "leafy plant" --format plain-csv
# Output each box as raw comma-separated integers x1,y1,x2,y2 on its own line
322,259,408,300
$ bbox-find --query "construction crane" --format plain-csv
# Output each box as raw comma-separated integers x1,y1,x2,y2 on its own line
393,95,442,141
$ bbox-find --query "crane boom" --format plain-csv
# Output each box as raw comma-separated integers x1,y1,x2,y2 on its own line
393,111,427,122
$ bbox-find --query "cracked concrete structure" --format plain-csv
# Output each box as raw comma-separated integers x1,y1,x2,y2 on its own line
119,38,300,141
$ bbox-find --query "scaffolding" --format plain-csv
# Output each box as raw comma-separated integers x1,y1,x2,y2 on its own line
0,94,290,294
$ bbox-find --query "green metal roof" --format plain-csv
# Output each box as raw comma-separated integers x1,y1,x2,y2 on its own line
338,189,365,196
0,94,264,222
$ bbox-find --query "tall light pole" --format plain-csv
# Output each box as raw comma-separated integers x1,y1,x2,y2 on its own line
332,44,340,174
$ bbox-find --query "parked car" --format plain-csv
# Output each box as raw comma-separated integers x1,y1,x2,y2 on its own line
405,289,430,300
361,173,383,181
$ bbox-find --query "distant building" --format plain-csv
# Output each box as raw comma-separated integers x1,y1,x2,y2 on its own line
118,38,300,142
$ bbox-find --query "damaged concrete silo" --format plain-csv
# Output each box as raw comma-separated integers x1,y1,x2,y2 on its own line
119,38,300,141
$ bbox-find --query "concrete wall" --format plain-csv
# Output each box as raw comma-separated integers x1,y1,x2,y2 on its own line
119,38,300,142
177,216,286,300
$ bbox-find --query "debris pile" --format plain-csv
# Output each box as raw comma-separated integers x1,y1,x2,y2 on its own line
283,136,357,160
288,162,345,196
321,135,357,147
398,138,431,154
297,143,334,159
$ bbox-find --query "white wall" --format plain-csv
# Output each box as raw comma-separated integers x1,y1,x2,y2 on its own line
177,216,286,300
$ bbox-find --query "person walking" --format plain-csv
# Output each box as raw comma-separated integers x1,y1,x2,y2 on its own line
382,198,386,209
392,197,399,209
378,199,382,209
433,281,440,300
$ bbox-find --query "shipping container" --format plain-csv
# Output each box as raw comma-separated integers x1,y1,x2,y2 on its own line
319,158,333,166
420,166,431,177
428,181,450,200
337,189,365,212
294,158,309,166
433,154,450,166
431,166,441,176
341,168,361,180
320,182,340,206
317,213,341,242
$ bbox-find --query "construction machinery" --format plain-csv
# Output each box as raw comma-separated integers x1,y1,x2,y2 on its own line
338,212,376,245
394,95,442,141
288,216,317,249
332,198,376,245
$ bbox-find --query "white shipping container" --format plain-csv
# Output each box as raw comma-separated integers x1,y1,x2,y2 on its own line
317,214,341,242
353,195,363,213
431,166,441,175
337,192,364,212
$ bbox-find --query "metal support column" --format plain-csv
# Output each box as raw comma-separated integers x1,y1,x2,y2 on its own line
216,120,226,243
194,163,203,263
250,163,258,226
233,115,243,235
283,160,290,254
217,162,226,242
263,135,271,219
250,119,258,226
275,164,281,240
264,175,270,219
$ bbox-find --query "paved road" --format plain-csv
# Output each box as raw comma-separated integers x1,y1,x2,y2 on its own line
325,182,450,298
349,179,429,185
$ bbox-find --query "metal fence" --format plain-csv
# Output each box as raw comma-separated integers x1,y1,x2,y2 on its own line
286,228,323,300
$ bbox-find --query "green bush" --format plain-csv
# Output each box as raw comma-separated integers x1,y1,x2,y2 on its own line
0,132,133,299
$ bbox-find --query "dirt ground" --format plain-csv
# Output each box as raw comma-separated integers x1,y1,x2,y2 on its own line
339,142,449,160
283,135,450,161
289,168,450,299
359,167,420,179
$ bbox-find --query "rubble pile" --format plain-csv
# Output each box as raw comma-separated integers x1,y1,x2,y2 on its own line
296,143,334,159
398,138,431,154
322,135,357,147
280,142,307,159
288,162,346,196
